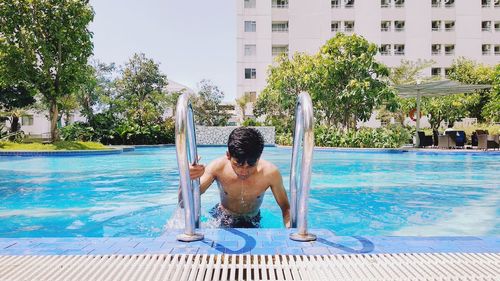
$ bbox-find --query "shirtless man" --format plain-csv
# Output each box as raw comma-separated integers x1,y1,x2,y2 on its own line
188,127,291,228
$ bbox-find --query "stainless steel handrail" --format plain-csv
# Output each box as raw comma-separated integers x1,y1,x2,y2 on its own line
289,92,316,242
175,93,203,242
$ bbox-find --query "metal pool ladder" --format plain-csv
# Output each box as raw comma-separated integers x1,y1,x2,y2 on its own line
289,92,316,242
175,93,203,242
174,92,316,242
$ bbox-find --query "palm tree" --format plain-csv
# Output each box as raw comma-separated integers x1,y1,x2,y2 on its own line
235,93,253,123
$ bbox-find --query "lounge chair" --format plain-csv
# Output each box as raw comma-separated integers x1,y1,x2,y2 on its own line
472,130,488,147
432,130,439,146
454,131,466,148
438,134,456,149
478,134,499,150
417,131,433,147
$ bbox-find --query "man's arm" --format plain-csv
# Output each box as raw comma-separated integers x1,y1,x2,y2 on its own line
269,168,291,228
178,159,218,207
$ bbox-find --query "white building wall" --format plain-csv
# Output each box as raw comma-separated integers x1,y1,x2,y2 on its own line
237,0,500,110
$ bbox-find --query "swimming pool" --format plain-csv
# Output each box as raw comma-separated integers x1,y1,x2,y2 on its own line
0,147,498,237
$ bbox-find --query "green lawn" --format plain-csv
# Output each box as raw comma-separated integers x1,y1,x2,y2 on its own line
0,141,108,151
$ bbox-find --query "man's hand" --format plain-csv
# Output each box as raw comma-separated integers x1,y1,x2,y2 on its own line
189,163,205,180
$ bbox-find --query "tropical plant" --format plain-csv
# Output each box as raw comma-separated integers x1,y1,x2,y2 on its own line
236,92,254,123
0,85,36,137
0,0,94,141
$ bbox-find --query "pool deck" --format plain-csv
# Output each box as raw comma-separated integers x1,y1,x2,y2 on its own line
1,229,498,256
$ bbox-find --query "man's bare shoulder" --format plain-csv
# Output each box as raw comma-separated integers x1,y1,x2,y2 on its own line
259,159,281,177
207,156,228,172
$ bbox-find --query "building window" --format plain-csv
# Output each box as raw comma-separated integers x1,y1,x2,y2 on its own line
431,68,442,77
394,21,405,32
344,21,355,32
394,0,404,8
494,45,500,55
21,115,34,126
272,45,289,56
495,22,500,31
244,0,256,8
482,21,491,31
482,44,491,55
331,0,340,8
331,21,340,32
444,44,455,55
444,68,452,78
381,21,391,32
432,21,442,31
381,0,391,8
244,68,256,79
431,44,441,55
379,44,391,55
432,0,441,8
345,0,355,8
272,0,288,8
394,44,405,55
482,0,491,8
244,21,256,32
444,21,455,31
444,0,454,7
244,44,256,56
272,21,289,32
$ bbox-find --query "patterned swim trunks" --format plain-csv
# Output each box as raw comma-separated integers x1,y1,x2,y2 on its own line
209,203,261,228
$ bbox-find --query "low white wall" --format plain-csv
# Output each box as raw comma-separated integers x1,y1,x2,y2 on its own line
196,126,275,145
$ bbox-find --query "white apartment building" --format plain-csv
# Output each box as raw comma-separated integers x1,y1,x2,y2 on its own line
237,0,500,109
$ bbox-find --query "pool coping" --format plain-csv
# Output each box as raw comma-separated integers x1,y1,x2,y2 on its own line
1,229,498,256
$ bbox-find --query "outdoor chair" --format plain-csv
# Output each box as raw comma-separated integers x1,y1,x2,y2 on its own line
417,131,433,147
478,134,499,150
472,130,488,147
432,130,439,146
453,131,466,148
438,134,456,149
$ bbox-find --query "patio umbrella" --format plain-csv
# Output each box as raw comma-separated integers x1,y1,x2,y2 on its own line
395,80,491,147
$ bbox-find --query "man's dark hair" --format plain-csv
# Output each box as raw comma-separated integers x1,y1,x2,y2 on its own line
227,127,264,165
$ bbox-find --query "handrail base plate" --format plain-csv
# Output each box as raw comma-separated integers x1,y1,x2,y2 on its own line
177,233,204,242
289,232,317,242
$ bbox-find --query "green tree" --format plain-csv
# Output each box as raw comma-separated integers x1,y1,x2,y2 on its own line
421,94,473,130
315,33,395,128
0,0,94,141
192,79,230,126
254,53,317,133
0,85,36,134
256,34,397,131
447,58,496,122
114,53,168,126
482,64,500,122
76,61,118,125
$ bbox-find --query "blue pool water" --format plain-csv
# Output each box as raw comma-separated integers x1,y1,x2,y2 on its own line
0,147,498,237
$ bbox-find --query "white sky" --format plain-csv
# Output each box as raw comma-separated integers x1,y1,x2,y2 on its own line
89,0,236,101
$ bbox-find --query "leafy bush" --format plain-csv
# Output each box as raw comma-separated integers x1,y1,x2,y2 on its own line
61,118,175,145
276,125,412,148
242,118,262,127
60,122,96,142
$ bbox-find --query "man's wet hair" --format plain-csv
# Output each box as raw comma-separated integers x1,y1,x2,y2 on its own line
227,127,264,166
